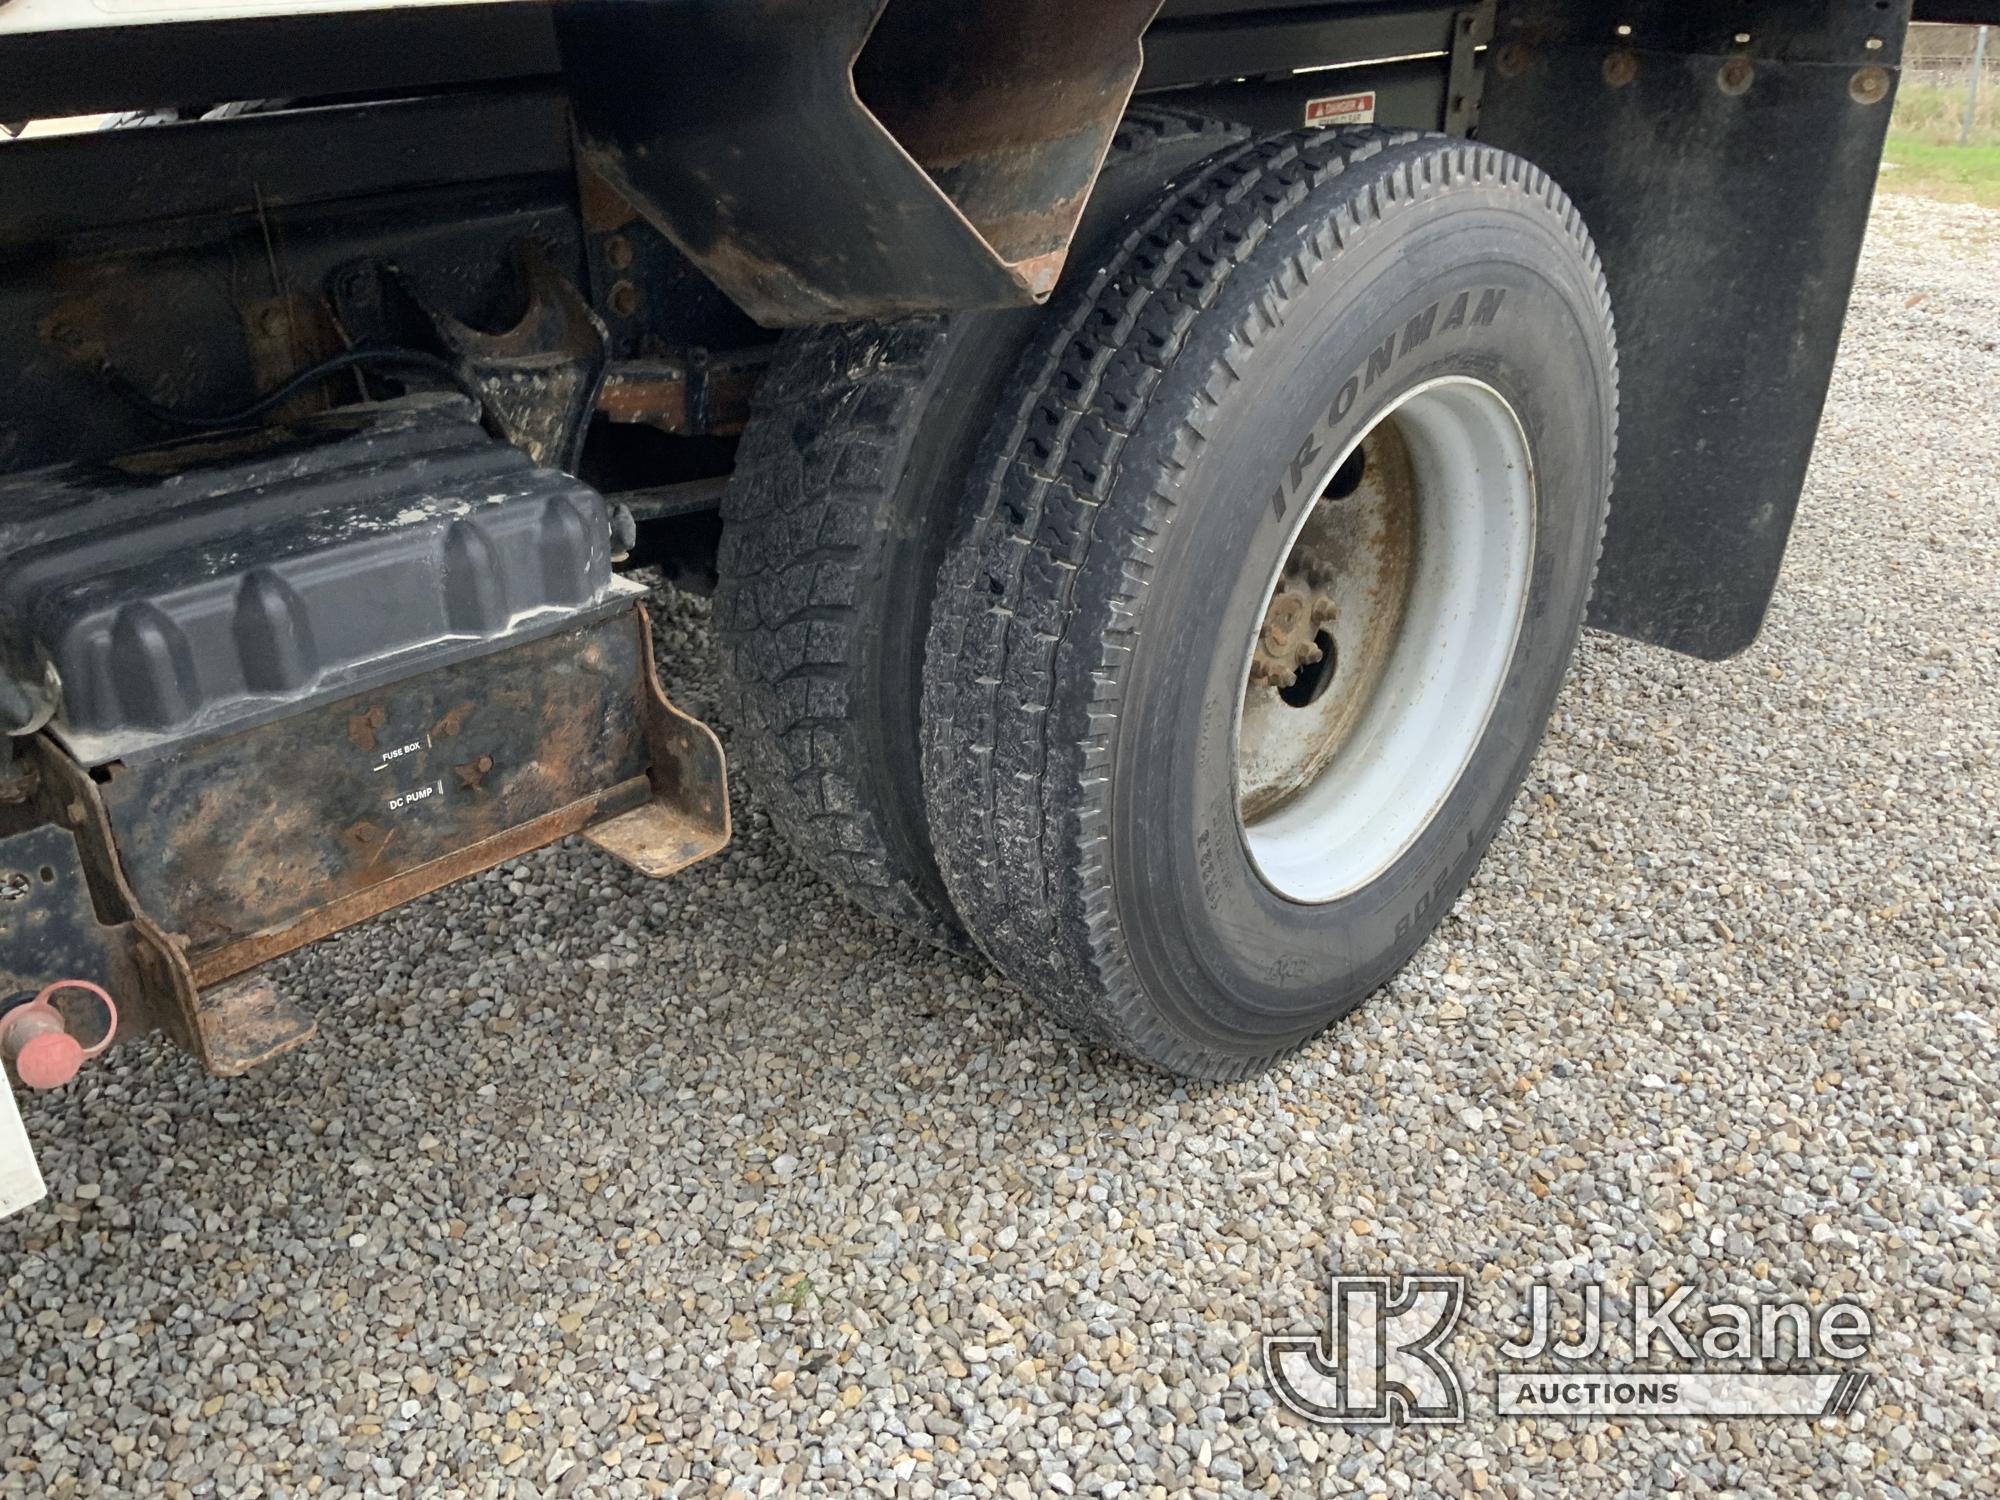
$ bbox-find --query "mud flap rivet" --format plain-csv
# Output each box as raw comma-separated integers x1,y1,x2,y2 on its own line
1849,67,1891,106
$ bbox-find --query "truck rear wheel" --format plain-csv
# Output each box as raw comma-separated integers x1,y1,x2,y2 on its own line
921,128,1619,1077
716,109,1246,945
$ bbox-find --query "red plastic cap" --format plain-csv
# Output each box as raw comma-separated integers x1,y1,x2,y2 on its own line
14,1030,84,1091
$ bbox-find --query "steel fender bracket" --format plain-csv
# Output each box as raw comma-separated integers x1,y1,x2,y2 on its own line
556,0,1163,326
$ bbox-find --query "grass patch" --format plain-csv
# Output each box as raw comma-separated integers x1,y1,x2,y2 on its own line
1891,79,2000,147
1880,137,2000,208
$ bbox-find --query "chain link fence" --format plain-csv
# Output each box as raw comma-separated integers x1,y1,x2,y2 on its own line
1898,22,1998,145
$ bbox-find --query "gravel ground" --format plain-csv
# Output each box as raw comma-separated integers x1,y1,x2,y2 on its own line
3,192,1996,1499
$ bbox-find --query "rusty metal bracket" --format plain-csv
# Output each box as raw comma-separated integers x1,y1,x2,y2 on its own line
557,0,1162,326
1446,2,1499,135
3,601,726,1079
20,735,317,1076
597,349,765,438
584,608,730,879
0,774,162,1046
332,241,608,469
423,243,609,471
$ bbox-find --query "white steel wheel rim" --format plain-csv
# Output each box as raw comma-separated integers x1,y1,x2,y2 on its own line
1234,377,1536,905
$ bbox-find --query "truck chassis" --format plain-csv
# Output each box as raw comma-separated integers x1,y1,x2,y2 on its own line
0,0,1981,1206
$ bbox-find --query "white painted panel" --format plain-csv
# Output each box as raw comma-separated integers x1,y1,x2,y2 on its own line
0,1076,45,1220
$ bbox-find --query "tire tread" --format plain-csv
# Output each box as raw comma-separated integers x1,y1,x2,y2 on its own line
923,128,1618,1076
717,108,1251,946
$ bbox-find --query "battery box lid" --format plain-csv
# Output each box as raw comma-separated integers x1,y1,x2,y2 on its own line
0,396,637,765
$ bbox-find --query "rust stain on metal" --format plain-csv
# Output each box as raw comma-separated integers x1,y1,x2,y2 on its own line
585,603,730,879
190,777,654,988
1849,66,1890,106
348,704,386,752
341,819,393,866
0,760,39,806
454,755,495,792
584,799,726,879
597,353,763,437
170,774,326,944
1012,248,1066,301
195,975,318,1077
432,701,474,739
1248,586,1335,692
598,364,689,431
1238,424,1417,824
575,159,642,235
665,217,853,325
107,425,301,478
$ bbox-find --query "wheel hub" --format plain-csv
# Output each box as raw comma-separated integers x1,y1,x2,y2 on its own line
1233,379,1537,903
1238,421,1417,823
1248,579,1335,693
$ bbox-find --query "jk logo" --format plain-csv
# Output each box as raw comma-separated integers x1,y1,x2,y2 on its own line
1265,1274,1467,1425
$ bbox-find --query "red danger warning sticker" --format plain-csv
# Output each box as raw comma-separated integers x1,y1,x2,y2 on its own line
1304,91,1377,126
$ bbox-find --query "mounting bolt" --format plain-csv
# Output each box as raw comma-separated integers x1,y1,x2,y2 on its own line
1849,66,1891,106
1495,42,1530,78
336,263,380,310
608,281,642,319
1603,50,1639,88
257,305,289,338
605,235,636,271
1717,56,1755,96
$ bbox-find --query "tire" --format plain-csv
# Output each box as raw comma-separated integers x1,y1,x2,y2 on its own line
716,108,1249,946
921,128,1618,1078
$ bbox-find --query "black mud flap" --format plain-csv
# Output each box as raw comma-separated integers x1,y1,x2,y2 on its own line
1480,0,1909,658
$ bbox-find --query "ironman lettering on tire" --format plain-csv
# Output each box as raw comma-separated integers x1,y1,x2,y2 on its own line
921,128,1618,1079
